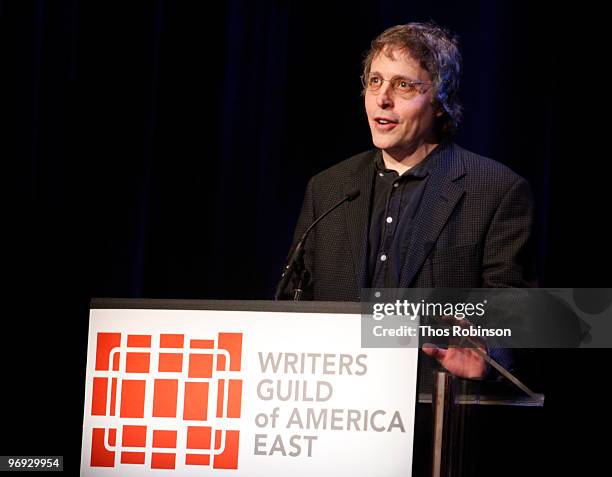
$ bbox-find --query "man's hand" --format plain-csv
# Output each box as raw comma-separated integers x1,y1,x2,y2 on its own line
422,343,489,379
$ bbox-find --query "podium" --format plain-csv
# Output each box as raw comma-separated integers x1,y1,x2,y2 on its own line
81,299,544,477
422,371,544,477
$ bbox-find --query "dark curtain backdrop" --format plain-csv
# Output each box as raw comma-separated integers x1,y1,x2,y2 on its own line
1,0,609,474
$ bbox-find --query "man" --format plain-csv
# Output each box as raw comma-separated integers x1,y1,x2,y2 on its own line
281,23,536,379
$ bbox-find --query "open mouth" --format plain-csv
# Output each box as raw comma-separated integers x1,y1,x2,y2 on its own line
374,118,398,129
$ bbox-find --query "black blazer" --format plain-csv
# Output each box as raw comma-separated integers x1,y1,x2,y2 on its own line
285,141,536,300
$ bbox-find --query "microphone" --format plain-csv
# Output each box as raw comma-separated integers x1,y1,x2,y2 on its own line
274,189,361,301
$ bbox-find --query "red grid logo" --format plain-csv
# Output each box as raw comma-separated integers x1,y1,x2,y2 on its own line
89,332,243,470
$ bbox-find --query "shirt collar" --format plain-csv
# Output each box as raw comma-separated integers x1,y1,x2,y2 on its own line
374,141,450,178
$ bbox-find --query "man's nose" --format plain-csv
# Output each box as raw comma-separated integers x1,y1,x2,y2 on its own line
376,82,394,108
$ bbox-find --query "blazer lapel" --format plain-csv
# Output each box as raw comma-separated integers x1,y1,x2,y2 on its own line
399,143,466,288
343,151,377,290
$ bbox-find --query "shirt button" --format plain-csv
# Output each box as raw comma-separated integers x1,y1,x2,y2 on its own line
380,254,387,262
386,217,393,223
393,182,399,188
379,172,384,177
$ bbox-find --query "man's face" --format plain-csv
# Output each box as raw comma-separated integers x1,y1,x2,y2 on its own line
364,48,439,158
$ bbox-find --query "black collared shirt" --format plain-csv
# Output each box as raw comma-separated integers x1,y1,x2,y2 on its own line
367,146,440,288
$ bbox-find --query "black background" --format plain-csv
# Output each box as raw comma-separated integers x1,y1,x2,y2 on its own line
1,0,610,474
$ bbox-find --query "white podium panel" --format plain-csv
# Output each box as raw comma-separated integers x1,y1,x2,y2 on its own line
81,301,419,476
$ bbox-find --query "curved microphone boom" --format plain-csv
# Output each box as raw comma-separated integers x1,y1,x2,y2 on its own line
274,189,360,301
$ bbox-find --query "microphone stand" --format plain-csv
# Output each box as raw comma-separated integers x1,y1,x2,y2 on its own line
292,262,309,302
274,189,360,301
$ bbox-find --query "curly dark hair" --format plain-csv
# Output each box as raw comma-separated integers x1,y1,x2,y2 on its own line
362,22,463,140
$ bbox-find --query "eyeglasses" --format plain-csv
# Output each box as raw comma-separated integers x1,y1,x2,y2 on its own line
361,74,432,98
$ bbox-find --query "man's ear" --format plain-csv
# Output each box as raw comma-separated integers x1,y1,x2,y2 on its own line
431,99,444,117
